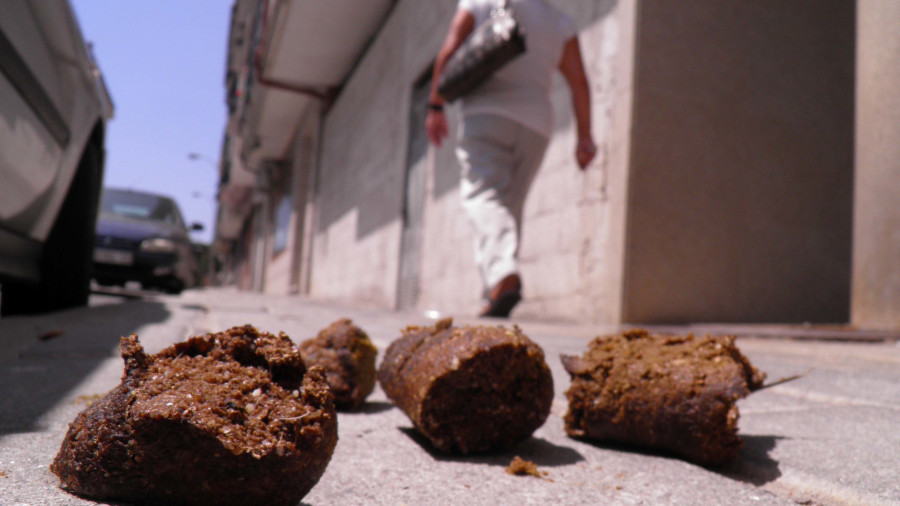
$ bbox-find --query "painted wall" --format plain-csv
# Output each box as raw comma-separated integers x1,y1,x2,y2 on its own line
623,0,856,323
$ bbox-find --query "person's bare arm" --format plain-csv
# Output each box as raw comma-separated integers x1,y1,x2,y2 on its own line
558,36,596,169
425,9,475,147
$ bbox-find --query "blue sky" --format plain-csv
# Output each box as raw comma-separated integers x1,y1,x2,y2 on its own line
71,1,233,244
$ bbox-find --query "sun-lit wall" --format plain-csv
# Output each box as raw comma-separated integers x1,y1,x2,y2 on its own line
853,0,900,329
307,0,633,321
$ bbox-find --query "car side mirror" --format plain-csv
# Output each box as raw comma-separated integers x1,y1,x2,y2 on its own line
190,222,204,232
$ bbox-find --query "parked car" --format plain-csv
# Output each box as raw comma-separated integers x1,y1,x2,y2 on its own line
0,0,113,315
94,188,203,294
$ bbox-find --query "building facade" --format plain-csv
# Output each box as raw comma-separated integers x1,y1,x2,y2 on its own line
214,0,899,328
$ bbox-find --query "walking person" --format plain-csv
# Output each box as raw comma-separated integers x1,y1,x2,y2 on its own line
426,0,596,317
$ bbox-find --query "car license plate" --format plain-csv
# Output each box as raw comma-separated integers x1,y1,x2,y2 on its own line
94,248,134,266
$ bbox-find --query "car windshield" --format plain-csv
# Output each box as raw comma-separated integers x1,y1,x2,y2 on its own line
101,189,183,226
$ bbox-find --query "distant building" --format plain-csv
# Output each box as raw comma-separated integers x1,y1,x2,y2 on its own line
213,0,899,329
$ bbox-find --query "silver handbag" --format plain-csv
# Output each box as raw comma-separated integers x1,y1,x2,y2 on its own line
437,0,526,103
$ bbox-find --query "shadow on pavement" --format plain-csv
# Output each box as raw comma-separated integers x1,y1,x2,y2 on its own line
399,427,585,468
347,400,395,415
0,298,170,436
572,434,782,485
571,437,695,464
720,434,783,486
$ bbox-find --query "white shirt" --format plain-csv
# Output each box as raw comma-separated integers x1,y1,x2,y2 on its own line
456,0,576,138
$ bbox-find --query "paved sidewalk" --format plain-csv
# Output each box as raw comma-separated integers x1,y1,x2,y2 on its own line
1,287,898,505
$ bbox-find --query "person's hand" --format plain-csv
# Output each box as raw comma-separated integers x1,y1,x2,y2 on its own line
576,136,597,170
425,109,448,147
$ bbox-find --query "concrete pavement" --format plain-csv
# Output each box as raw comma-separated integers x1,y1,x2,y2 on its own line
1,287,898,505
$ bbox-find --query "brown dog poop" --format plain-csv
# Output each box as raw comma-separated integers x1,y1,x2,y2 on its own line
562,329,766,467
377,318,553,454
299,318,378,410
50,325,337,506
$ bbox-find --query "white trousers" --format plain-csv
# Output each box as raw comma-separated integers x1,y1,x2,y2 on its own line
455,114,549,295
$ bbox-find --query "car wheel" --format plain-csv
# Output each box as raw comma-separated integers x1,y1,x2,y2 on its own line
164,280,185,295
95,277,122,287
1,142,103,315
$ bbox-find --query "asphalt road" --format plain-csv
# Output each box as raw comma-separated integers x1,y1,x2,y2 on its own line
1,287,898,505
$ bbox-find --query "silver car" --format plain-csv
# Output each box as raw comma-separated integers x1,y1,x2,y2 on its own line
0,1,113,315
